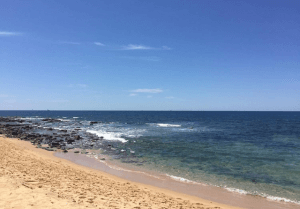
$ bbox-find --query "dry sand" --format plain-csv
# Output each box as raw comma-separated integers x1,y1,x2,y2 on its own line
0,135,241,209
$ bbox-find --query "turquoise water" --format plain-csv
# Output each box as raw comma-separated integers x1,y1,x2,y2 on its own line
1,111,299,204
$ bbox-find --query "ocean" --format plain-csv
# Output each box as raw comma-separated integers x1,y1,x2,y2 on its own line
0,110,299,205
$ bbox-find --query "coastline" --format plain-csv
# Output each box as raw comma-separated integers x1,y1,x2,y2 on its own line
0,135,241,209
1,136,299,209
55,148,300,209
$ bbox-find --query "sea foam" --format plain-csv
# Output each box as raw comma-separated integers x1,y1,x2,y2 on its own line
86,130,128,143
157,123,181,127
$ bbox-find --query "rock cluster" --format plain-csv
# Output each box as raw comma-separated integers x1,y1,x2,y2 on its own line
0,117,102,152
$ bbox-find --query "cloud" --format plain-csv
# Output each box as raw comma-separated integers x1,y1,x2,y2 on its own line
0,31,21,36
129,93,137,96
59,41,81,45
131,89,163,93
121,44,172,50
166,96,175,99
121,44,153,50
94,42,105,46
162,46,172,50
122,56,160,62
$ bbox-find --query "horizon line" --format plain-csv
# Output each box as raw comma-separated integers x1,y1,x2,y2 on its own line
0,110,299,112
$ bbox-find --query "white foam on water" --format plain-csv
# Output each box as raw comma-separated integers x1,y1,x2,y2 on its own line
166,174,207,186
58,119,71,122
224,187,248,195
73,117,79,118
224,187,300,205
157,123,181,127
265,195,300,205
23,117,45,120
86,130,128,143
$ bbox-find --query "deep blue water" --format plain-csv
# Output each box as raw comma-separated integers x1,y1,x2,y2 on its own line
0,111,299,203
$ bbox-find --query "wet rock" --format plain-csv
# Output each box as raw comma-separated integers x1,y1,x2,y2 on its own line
42,118,61,123
11,131,19,136
51,142,60,147
67,139,75,144
90,121,98,125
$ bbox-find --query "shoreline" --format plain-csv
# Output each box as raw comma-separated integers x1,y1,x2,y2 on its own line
0,135,241,209
0,115,299,208
55,149,300,209
0,135,298,209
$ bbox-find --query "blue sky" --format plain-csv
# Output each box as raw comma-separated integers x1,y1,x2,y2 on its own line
0,0,299,110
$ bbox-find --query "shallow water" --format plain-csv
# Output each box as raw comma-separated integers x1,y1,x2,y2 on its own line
1,110,299,204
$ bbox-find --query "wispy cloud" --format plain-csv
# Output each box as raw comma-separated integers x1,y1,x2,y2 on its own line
162,46,172,50
121,44,172,50
59,41,81,45
122,56,160,62
166,96,175,99
129,93,137,96
94,42,105,46
0,31,22,36
121,44,154,50
131,89,163,93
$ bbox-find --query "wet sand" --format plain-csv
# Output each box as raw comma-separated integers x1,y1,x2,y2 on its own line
1,135,298,209
55,152,300,209
0,135,240,209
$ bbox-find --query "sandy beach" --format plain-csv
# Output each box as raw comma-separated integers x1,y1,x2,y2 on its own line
0,135,243,209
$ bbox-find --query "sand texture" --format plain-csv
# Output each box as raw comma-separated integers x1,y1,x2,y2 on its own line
0,136,241,209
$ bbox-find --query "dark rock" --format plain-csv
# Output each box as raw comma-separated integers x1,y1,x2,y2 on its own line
51,142,60,147
74,151,80,153
90,121,98,125
42,118,61,123
67,139,75,144
11,131,19,136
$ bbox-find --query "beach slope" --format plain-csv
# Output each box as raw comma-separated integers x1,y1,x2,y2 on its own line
0,136,241,209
